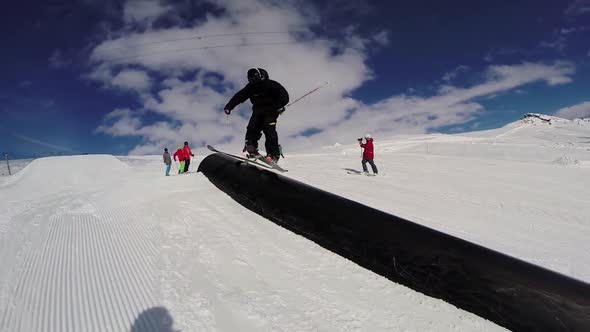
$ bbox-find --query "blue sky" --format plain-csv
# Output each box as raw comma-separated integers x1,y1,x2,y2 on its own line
1,0,589,158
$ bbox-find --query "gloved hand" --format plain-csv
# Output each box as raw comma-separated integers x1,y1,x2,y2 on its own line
224,109,231,115
191,154,194,157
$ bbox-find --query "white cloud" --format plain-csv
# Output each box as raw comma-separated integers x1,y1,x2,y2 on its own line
484,61,574,87
561,27,577,34
317,0,373,17
104,107,135,121
565,0,590,15
49,49,71,69
96,108,142,136
442,65,470,82
141,77,227,122
372,31,389,46
86,66,152,91
561,25,590,34
88,0,577,155
123,0,171,23
43,100,56,108
112,69,153,90
539,37,567,52
555,101,590,119
546,76,573,85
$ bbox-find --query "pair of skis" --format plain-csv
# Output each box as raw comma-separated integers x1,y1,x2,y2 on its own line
346,170,377,177
206,145,288,172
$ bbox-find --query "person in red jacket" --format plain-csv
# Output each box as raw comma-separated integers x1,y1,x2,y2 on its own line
182,141,194,173
173,146,186,174
359,134,378,175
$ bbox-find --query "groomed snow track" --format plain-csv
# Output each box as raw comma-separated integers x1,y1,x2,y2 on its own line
198,152,590,332
0,156,164,332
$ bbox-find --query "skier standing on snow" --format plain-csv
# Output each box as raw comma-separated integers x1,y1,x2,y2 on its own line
163,148,172,176
223,68,289,163
182,141,194,173
359,134,378,175
173,146,186,174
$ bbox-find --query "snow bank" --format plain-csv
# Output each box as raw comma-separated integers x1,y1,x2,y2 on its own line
1,155,129,190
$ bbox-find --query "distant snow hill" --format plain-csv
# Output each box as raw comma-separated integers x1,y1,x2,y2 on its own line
323,113,590,166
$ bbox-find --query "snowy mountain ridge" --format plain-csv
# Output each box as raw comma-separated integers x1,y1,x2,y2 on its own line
317,113,590,167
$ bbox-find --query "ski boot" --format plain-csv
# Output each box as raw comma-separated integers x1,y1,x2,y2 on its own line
244,145,263,159
265,154,280,164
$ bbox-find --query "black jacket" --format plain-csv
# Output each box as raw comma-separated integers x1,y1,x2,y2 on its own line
224,80,289,113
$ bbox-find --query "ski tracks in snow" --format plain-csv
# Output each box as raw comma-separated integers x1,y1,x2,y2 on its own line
1,155,508,331
0,194,161,332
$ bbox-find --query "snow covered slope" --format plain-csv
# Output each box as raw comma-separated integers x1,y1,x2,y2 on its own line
286,115,590,282
0,155,505,331
1,114,588,331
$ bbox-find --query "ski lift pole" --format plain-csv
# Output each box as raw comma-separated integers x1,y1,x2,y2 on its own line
4,153,10,175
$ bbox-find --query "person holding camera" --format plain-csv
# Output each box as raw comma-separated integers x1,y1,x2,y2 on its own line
358,134,378,175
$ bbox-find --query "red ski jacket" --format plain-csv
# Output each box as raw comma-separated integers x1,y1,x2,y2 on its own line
173,149,186,161
360,138,374,160
183,146,193,159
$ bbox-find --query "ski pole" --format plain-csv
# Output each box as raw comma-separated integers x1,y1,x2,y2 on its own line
287,82,328,107
280,82,328,114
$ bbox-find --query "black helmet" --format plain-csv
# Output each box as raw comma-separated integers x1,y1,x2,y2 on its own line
247,68,269,84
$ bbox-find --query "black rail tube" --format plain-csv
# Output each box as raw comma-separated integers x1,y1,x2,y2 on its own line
198,152,590,332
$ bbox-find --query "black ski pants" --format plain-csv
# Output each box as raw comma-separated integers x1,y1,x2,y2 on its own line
184,158,191,172
362,159,378,174
245,108,280,157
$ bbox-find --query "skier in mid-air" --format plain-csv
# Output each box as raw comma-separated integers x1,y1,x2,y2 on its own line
223,68,289,163
359,134,378,175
